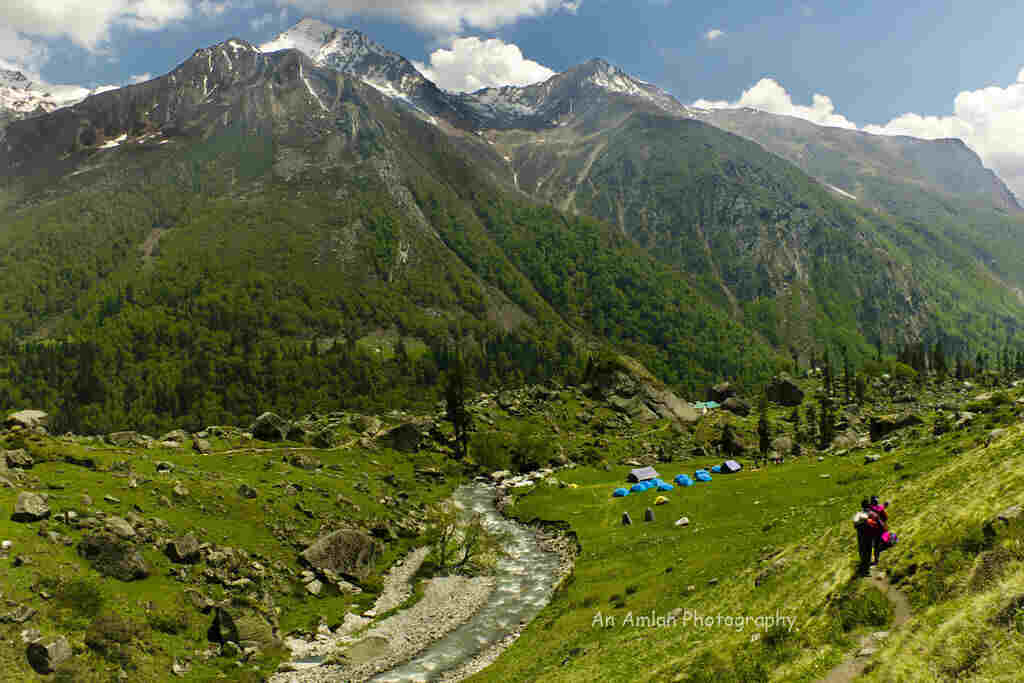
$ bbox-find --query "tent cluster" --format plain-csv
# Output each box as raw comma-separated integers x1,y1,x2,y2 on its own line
613,461,742,497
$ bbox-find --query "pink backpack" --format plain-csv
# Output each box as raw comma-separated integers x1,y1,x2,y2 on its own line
880,531,898,548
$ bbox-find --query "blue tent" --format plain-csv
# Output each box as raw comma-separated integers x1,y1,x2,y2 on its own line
694,469,712,482
674,474,694,487
710,464,722,474
613,488,630,497
630,482,648,493
656,481,674,491
651,478,668,488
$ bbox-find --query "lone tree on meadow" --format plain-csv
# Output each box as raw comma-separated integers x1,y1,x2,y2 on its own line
757,392,771,465
445,350,472,460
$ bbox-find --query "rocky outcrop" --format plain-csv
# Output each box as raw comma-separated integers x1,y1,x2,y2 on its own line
586,354,698,425
722,397,751,416
709,382,735,403
765,374,804,406
301,529,379,581
210,604,281,650
165,533,201,564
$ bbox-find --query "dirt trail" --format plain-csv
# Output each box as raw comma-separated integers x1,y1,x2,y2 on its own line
817,570,911,683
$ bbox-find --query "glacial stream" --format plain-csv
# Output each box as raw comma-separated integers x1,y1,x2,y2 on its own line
369,482,563,682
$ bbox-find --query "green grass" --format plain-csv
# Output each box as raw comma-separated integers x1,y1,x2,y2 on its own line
469,381,1024,682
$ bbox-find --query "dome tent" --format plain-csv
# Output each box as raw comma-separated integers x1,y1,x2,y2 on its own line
674,474,694,487
613,488,630,497
694,469,712,482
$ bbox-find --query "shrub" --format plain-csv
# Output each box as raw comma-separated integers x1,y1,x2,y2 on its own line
86,612,142,664
147,606,191,635
471,431,511,471
625,584,639,595
54,579,105,619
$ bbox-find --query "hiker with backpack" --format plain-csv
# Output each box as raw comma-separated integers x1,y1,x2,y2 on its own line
869,495,890,564
853,498,884,576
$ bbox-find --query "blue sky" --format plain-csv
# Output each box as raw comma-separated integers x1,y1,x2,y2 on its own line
3,0,1024,194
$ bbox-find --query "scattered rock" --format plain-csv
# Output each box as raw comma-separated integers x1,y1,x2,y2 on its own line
722,397,751,416
288,453,321,471
172,483,189,499
192,438,211,454
864,454,881,464
26,635,71,674
12,492,50,522
984,505,1024,540
156,461,174,473
0,604,37,624
305,579,324,596
586,355,699,425
104,495,121,504
622,512,632,526
172,659,191,676
209,606,280,651
674,517,690,527
709,382,735,403
238,483,258,499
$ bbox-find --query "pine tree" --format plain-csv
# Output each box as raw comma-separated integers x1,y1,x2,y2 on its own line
818,394,834,450
757,392,771,465
445,349,472,460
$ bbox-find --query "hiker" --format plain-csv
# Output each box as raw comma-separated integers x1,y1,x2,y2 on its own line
853,498,883,576
869,496,891,564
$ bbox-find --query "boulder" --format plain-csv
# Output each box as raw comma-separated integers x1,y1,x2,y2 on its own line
288,453,321,470
586,355,698,425
209,605,280,650
26,635,71,674
352,415,382,435
107,431,148,448
165,533,201,564
765,375,804,406
5,410,48,431
104,516,137,540
869,413,924,442
77,534,150,581
160,429,190,443
709,382,735,403
771,436,794,456
4,449,33,469
12,492,50,522
301,529,379,580
192,438,211,454
722,397,751,416
311,429,338,449
377,423,424,453
251,412,288,442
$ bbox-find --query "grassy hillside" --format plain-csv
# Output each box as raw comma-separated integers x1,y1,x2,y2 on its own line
470,375,1024,682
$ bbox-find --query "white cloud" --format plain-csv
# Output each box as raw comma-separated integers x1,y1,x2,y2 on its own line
197,0,230,16
693,77,858,129
273,0,582,34
1,0,191,55
128,72,153,83
412,36,554,92
704,28,724,41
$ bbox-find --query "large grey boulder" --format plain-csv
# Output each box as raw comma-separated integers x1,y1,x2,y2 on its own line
5,410,48,431
251,412,288,441
709,382,736,402
12,492,50,522
765,375,804,406
4,449,33,469
77,534,150,581
587,355,698,425
301,529,379,581
26,635,71,673
104,516,137,540
209,605,280,650
722,397,751,416
377,423,425,453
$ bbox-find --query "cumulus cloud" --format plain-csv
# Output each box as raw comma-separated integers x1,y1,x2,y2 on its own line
273,0,582,34
704,28,724,41
693,77,857,129
413,36,555,92
2,0,191,54
128,72,154,83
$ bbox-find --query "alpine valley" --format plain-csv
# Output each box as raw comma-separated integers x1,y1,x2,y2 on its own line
4,15,1024,683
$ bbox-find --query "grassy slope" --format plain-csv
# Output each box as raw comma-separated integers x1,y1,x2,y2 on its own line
470,379,1024,682
0,423,460,681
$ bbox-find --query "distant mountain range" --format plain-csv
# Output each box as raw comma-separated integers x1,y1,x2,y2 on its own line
1,18,1023,428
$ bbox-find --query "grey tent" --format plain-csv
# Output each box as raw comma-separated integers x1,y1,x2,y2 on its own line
628,467,660,483
721,460,742,474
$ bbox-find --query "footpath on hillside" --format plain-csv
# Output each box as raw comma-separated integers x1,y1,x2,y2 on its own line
818,571,911,683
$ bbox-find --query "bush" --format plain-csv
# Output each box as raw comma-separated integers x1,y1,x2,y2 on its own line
471,431,511,471
86,612,142,664
147,605,191,635
54,579,105,619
